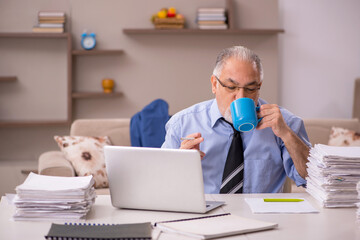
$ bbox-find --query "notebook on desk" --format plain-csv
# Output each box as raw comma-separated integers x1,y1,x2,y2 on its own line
104,146,224,213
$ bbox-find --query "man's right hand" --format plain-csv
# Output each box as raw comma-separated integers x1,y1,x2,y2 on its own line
180,132,205,159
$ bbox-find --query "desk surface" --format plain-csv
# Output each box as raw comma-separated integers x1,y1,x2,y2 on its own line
0,193,359,240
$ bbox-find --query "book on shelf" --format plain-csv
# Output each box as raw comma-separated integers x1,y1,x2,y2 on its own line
154,213,277,239
38,11,65,17
197,16,227,21
198,20,226,25
198,24,228,30
38,23,64,28
198,8,226,14
39,16,66,22
197,13,226,18
32,27,64,33
38,19,65,24
45,222,152,240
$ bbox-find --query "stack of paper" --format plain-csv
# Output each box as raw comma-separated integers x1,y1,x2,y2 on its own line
306,144,360,208
13,172,96,221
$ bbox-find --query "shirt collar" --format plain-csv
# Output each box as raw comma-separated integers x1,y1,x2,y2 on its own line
210,99,224,128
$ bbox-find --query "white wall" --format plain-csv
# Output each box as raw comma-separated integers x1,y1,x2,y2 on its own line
278,0,360,118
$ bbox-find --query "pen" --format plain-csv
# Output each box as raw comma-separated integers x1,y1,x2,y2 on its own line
263,198,304,202
180,137,195,141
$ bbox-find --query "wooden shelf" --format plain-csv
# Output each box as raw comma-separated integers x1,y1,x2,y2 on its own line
0,32,70,38
72,92,123,99
122,28,284,35
0,76,17,82
0,32,72,127
0,120,70,127
72,49,124,56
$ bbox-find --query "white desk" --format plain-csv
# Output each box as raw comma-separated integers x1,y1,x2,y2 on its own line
0,193,359,240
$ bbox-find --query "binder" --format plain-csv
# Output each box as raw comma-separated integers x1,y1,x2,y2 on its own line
44,222,152,240
154,213,277,239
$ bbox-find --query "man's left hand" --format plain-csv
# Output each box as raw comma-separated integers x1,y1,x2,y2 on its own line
256,104,290,138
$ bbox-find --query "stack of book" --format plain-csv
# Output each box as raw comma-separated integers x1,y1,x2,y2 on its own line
13,172,96,221
32,11,65,33
306,144,360,208
196,8,228,30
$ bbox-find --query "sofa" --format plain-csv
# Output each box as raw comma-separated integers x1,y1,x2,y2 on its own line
38,117,360,193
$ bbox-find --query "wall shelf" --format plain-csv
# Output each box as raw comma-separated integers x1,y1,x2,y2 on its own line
0,33,124,126
123,0,284,36
72,92,123,99
0,32,72,127
0,32,69,38
0,76,17,82
123,28,284,35
72,49,124,56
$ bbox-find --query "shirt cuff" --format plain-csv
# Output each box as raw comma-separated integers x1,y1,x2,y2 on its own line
293,168,307,187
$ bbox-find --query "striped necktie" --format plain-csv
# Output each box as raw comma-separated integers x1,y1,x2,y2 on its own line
220,118,244,194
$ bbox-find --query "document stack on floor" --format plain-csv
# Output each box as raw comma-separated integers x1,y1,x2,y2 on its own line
306,144,360,208
13,172,96,221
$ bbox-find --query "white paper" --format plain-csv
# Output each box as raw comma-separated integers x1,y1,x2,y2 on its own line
306,144,360,208
16,172,94,191
12,173,96,221
245,198,319,214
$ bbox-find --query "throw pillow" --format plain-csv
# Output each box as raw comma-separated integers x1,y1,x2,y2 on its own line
54,136,112,188
328,127,360,146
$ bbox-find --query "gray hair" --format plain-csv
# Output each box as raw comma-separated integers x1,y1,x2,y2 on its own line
212,46,263,81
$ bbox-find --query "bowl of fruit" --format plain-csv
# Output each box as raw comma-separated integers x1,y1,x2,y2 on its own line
151,7,185,29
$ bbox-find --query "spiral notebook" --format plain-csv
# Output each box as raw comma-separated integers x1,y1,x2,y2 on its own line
154,213,278,239
44,222,152,240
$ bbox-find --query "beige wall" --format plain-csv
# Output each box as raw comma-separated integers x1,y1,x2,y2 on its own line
278,0,360,118
0,0,280,162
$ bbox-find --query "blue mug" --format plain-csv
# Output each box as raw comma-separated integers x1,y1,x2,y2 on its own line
230,98,261,132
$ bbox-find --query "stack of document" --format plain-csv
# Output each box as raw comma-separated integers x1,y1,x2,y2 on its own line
306,144,360,208
13,172,96,221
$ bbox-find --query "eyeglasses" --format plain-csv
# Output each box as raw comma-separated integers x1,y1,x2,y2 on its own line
214,76,261,94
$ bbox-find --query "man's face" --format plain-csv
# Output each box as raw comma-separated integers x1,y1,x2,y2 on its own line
211,57,262,122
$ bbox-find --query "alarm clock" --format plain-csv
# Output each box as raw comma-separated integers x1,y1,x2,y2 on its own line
81,32,96,50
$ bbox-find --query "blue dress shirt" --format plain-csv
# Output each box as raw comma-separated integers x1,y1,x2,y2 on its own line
161,98,312,193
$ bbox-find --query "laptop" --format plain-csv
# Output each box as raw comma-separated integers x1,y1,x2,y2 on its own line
104,146,225,213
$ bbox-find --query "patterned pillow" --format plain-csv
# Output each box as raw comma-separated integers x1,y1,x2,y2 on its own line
54,136,112,188
328,127,360,146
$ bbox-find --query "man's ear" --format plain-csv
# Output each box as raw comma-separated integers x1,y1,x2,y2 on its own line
210,75,217,94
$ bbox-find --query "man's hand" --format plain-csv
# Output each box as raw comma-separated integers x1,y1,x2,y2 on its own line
256,104,290,138
180,132,205,159
256,104,310,179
